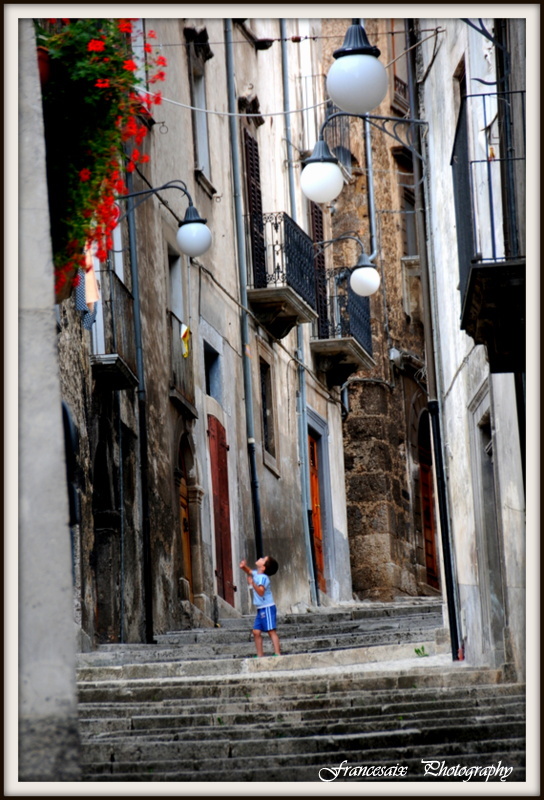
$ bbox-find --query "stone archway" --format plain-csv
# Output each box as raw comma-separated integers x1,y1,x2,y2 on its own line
173,420,210,619
408,388,440,592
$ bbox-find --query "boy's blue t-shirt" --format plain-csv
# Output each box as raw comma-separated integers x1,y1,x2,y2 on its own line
251,569,275,607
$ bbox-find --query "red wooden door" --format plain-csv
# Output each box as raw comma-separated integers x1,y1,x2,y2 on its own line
420,459,439,589
208,415,235,605
308,433,326,592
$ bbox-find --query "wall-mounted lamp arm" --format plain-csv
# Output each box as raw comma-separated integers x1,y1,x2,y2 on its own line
313,233,366,259
115,180,212,257
318,111,428,160
119,179,189,203
313,234,380,297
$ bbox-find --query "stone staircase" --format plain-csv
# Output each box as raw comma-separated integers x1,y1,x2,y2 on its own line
76,599,525,783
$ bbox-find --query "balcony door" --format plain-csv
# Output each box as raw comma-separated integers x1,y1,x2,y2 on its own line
208,415,235,605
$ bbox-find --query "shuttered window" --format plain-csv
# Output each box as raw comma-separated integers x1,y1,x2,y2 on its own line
310,202,329,339
243,129,266,287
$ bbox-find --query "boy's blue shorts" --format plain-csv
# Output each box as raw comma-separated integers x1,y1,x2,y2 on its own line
253,605,277,632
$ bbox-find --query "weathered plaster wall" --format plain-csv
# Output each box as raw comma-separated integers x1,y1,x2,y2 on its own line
18,19,81,780
418,18,525,676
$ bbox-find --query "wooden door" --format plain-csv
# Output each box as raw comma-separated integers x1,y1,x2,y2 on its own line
419,450,440,589
308,433,326,592
208,415,235,605
178,455,193,602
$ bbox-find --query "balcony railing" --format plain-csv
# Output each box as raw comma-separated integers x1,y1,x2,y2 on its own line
91,269,138,388
313,270,373,357
451,90,526,296
247,211,317,312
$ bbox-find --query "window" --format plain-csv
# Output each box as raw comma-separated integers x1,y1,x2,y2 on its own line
389,19,410,114
257,343,279,473
243,129,266,288
204,342,221,402
184,27,214,183
168,250,183,320
392,148,417,258
259,359,275,459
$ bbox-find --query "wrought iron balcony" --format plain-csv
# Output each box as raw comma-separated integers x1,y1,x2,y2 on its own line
451,89,525,372
310,270,375,388
169,311,197,418
246,211,318,339
91,269,138,390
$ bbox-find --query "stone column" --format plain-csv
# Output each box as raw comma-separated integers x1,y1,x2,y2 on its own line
18,19,81,780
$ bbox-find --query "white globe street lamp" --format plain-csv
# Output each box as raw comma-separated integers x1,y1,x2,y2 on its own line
350,265,381,296
176,204,213,258
326,19,388,115
300,139,344,204
349,250,381,297
314,235,381,298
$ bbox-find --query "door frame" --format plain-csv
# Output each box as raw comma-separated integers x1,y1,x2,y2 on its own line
307,407,334,596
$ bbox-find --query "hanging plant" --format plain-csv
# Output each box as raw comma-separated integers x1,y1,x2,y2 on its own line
34,18,167,302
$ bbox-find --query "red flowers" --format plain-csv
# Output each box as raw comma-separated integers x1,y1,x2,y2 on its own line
37,17,168,299
117,20,133,34
87,39,106,52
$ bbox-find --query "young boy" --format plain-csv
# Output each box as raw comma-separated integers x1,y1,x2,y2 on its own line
239,556,281,657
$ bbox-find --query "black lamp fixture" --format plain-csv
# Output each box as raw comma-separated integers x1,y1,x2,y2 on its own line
315,234,381,297
326,19,388,115
301,19,389,205
117,180,212,257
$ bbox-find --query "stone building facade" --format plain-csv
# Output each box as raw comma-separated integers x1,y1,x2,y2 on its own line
30,16,364,653
320,19,438,602
414,17,526,679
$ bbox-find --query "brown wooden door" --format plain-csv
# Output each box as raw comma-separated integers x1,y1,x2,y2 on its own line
308,433,326,592
178,468,193,603
420,456,439,589
208,415,235,605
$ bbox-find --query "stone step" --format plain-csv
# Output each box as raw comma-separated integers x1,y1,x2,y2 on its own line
154,611,444,643
77,638,454,684
80,718,526,764
84,745,526,782
77,664,506,705
78,683,525,720
80,704,525,743
82,735,524,772
78,628,448,668
79,697,526,737
210,600,444,630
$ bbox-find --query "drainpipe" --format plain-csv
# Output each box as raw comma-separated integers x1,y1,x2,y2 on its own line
125,165,154,643
281,20,318,605
116,391,125,642
406,20,461,660
364,116,378,261
225,19,264,559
